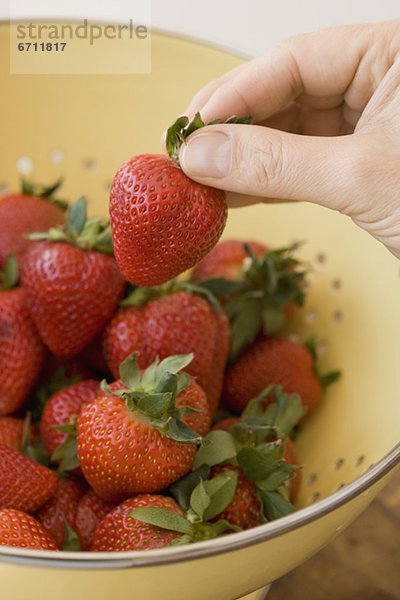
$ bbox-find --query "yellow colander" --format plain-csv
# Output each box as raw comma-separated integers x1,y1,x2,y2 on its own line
0,22,399,600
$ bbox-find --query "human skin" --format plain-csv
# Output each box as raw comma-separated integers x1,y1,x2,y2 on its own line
175,20,400,259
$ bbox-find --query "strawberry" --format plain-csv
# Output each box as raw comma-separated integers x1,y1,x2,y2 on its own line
0,509,58,550
0,416,36,451
192,239,268,281
0,444,57,513
27,359,94,426
36,477,87,549
223,336,322,415
212,415,302,503
210,464,261,529
0,179,66,268
132,470,241,544
40,379,100,459
109,114,252,287
103,283,229,413
91,495,183,551
193,386,304,521
195,243,307,360
0,256,45,415
21,197,125,357
74,490,116,550
77,354,210,502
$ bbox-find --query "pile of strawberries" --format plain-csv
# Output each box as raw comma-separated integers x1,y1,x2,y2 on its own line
0,115,339,553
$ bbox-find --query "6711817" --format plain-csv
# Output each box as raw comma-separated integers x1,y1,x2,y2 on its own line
17,42,67,51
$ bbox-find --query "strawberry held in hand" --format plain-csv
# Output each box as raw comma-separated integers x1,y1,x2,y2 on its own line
0,178,66,269
0,256,45,415
109,114,250,287
21,198,125,357
77,353,211,502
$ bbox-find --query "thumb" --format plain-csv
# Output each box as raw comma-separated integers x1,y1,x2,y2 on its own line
179,124,359,213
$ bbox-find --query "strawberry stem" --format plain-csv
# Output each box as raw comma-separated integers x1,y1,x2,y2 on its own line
27,197,114,255
166,112,252,166
21,177,68,211
0,255,19,291
101,353,202,445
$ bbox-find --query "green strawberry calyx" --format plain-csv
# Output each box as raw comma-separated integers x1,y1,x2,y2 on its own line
21,177,68,211
0,255,19,291
191,386,304,521
166,112,252,167
28,197,114,255
197,243,308,361
120,279,222,313
131,470,241,545
101,353,203,445
50,419,80,474
21,412,51,467
62,522,82,551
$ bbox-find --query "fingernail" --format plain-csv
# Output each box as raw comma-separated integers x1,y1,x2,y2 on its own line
180,132,231,178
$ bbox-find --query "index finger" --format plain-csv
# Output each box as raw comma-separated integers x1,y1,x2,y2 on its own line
186,24,371,123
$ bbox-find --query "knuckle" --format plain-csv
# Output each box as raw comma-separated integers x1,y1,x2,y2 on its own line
233,131,285,194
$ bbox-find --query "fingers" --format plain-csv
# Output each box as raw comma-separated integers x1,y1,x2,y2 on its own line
261,103,352,136
356,59,400,133
179,123,362,214
184,24,372,124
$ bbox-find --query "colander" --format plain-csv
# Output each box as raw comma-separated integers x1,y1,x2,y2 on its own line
0,22,399,600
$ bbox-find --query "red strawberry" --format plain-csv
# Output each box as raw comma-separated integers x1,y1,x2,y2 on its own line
192,239,268,281
103,286,229,413
41,379,100,457
91,494,183,551
75,490,116,550
77,354,210,501
0,257,45,415
0,445,57,513
108,114,249,287
223,336,322,414
36,477,87,549
206,385,304,518
210,464,261,530
0,509,58,550
0,416,35,451
212,418,301,502
0,179,66,268
21,198,125,357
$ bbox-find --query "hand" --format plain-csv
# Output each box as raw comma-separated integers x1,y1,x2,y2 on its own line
177,20,400,259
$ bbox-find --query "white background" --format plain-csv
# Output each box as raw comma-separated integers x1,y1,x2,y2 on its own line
1,0,399,57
